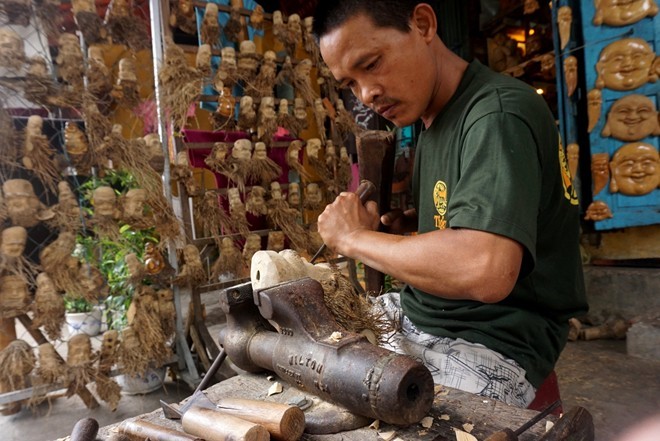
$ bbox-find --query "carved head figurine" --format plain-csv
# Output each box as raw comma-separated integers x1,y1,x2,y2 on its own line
304,16,314,33
240,95,254,116
144,241,165,275
26,114,44,140
295,58,313,77
1,226,27,258
118,57,137,83
259,96,276,119
249,4,265,29
253,142,268,161
243,233,262,262
602,94,659,141
596,38,655,90
247,185,267,214
288,13,302,35
144,133,165,173
0,27,25,71
340,146,351,164
591,152,611,195
278,98,290,116
584,200,613,221
288,182,301,206
557,6,573,50
587,89,603,133
227,187,243,209
107,0,131,18
178,0,193,15
196,44,212,72
593,0,658,26
294,97,308,120
609,142,659,195
567,143,579,179
182,243,202,265
305,182,323,205
238,39,258,62
123,188,147,219
325,140,337,163
220,46,237,68
288,140,303,163
306,138,322,160
564,56,578,97
3,179,43,228
203,2,219,24
267,230,285,251
0,275,30,313
273,10,284,26
64,122,89,156
270,181,283,200
92,186,118,217
88,45,105,65
232,139,253,160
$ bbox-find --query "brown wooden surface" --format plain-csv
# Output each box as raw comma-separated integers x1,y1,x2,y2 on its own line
98,372,556,441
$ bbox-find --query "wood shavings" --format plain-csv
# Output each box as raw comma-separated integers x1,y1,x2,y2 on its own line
421,416,434,428
545,421,555,432
330,331,343,342
268,382,283,396
439,414,450,420
378,431,396,441
462,423,474,433
369,420,380,430
454,428,478,441
266,375,275,381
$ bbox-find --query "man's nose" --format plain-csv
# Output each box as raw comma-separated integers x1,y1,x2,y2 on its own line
358,82,382,107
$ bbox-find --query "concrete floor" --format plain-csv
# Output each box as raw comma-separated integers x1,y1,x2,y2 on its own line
0,337,656,440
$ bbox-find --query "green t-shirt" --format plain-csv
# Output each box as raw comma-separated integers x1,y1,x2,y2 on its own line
401,60,588,388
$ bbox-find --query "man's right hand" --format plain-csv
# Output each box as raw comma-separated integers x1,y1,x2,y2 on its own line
381,208,418,234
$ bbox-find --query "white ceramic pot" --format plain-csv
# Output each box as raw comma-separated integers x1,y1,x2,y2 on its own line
116,366,166,395
65,308,102,337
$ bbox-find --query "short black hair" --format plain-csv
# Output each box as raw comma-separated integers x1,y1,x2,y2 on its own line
313,1,436,39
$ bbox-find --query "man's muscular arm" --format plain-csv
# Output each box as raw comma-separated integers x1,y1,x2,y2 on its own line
317,192,523,303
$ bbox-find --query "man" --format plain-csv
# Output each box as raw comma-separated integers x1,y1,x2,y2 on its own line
313,1,588,408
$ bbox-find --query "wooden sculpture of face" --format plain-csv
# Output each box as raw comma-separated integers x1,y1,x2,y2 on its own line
259,97,276,118
196,44,211,70
557,6,572,49
228,187,242,208
596,38,655,90
591,152,611,195
249,186,266,208
278,98,290,116
92,186,117,217
267,231,285,251
3,179,41,227
306,138,322,160
124,188,147,219
244,234,261,255
27,56,49,77
288,183,300,206
609,142,659,195
1,226,27,258
585,200,613,221
288,140,303,162
0,27,24,66
564,56,578,97
593,0,658,26
183,244,201,264
233,139,252,160
250,5,265,28
144,133,165,172
240,96,254,116
0,275,29,304
270,182,282,200
587,89,603,132
221,47,237,67
71,0,95,14
306,183,322,204
294,98,307,119
602,94,659,141
238,40,259,70
221,237,235,253
254,142,268,160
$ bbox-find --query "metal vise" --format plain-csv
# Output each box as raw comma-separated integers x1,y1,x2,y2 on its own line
217,277,434,426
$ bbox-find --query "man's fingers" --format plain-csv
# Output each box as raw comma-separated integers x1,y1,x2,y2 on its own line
381,209,403,226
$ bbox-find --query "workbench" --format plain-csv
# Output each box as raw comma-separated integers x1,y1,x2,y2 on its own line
98,372,557,441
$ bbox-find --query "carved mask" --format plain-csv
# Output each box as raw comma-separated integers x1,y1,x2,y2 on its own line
564,56,578,97
249,5,265,28
1,226,27,257
233,139,253,160
196,44,211,70
587,89,603,133
591,153,611,195
602,94,659,141
288,183,300,206
584,200,613,221
240,96,254,115
557,6,573,50
267,231,285,251
305,183,322,204
294,98,307,119
609,142,659,195
124,188,147,218
278,98,290,115
596,38,655,90
92,186,117,217
3,179,42,227
270,181,283,200
593,0,658,26
254,142,268,160
306,138,322,159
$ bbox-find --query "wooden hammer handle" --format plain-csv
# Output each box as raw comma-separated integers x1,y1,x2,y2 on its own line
118,419,203,441
215,398,306,441
182,407,270,441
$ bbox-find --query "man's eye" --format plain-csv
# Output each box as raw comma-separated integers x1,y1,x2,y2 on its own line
366,58,379,71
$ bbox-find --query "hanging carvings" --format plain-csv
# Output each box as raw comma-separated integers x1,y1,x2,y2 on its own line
564,56,579,97
558,6,573,50
595,38,657,90
593,0,658,26
567,143,580,180
591,152,611,195
609,142,659,195
601,94,659,141
587,89,603,132
584,200,614,220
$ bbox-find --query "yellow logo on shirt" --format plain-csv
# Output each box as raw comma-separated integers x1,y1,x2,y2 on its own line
559,140,579,205
433,180,448,229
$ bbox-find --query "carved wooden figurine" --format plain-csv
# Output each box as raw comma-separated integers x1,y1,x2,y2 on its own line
609,142,659,195
602,94,659,142
591,152,611,196
564,56,578,97
595,38,656,91
557,6,573,50
587,89,602,133
584,200,613,221
593,0,658,26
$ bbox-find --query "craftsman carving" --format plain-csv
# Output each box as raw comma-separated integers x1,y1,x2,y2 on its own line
609,142,659,195
587,89,603,133
564,56,579,97
595,38,657,90
584,200,614,221
557,6,573,50
593,0,658,26
602,94,659,141
591,153,611,195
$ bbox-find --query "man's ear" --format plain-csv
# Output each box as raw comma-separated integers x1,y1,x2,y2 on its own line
411,3,438,42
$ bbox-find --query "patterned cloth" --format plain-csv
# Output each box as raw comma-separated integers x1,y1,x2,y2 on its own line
375,291,536,408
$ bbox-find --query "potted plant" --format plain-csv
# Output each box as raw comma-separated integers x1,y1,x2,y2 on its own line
64,295,102,337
